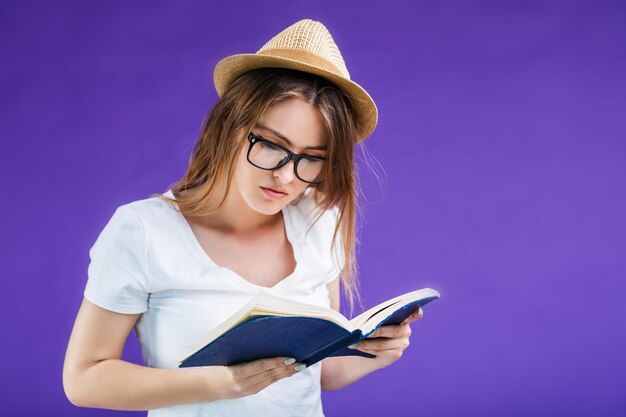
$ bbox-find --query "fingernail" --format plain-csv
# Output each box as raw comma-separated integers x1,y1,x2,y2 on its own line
294,363,306,372
348,343,358,349
283,358,296,365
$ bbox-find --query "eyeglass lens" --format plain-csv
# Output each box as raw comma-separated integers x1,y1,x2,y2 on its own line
249,139,324,183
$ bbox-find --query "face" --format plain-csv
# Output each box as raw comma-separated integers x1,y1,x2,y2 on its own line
233,97,327,216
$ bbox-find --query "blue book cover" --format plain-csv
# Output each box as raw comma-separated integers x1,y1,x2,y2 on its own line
178,288,440,368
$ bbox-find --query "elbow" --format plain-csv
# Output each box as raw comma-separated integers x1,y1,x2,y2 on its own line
63,368,90,408
65,392,86,408
63,373,84,407
63,379,83,407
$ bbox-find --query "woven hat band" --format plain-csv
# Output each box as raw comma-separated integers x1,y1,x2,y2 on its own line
257,48,347,79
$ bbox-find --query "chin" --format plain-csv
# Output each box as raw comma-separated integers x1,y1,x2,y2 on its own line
254,204,282,216
243,192,286,216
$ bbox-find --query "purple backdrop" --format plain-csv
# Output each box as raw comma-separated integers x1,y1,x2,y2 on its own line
1,1,625,416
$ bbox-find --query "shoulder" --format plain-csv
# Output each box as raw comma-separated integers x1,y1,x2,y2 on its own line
119,192,174,218
92,194,159,244
98,192,181,246
116,191,180,225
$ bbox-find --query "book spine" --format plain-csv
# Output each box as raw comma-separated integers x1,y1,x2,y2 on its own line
301,331,363,367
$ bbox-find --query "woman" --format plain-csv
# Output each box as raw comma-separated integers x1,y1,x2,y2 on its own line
63,19,422,416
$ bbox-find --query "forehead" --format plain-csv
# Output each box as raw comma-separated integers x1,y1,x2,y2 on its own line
255,98,326,150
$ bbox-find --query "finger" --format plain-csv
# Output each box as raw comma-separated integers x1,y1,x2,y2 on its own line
246,364,297,388
233,357,294,378
401,308,424,325
355,337,410,352
247,365,301,394
405,308,424,323
356,343,409,356
369,324,411,339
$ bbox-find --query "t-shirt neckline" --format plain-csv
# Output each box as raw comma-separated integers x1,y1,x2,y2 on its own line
162,189,302,291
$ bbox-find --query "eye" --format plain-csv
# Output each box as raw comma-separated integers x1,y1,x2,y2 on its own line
259,140,283,151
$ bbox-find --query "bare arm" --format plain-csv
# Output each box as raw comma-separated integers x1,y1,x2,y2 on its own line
63,298,303,410
320,278,422,391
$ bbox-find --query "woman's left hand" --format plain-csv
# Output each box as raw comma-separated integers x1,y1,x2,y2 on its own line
349,307,424,369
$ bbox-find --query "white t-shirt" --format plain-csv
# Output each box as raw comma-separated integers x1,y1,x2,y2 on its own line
83,187,345,417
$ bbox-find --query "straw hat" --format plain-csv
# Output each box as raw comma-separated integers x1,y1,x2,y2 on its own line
213,19,378,143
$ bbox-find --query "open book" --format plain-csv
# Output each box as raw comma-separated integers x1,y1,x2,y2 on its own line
178,287,440,368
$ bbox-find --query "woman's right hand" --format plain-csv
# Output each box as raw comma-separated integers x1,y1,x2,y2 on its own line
207,357,306,400
64,299,308,409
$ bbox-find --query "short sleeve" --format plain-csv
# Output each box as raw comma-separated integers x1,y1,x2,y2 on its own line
83,205,150,314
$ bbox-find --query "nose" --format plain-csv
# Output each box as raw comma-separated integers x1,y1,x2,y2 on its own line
273,160,296,184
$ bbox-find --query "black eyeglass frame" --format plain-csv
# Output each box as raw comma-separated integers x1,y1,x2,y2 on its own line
246,132,326,184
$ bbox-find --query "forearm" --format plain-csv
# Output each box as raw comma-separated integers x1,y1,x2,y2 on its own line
64,359,227,410
320,355,383,391
321,317,421,391
321,281,422,391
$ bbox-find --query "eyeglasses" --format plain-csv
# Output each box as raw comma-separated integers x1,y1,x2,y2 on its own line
246,132,326,184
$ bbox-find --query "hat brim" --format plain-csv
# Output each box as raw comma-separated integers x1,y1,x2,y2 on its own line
214,53,378,143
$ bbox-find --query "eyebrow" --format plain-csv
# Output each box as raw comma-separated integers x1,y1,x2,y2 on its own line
254,123,327,151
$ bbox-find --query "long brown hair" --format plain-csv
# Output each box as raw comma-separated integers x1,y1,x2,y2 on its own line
153,68,364,313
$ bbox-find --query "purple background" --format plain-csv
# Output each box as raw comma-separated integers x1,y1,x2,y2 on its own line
1,1,625,416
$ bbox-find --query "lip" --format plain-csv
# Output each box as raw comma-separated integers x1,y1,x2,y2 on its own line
261,186,288,199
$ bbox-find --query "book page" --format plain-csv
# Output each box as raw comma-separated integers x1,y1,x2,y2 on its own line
253,293,351,328
349,288,440,332
180,291,353,362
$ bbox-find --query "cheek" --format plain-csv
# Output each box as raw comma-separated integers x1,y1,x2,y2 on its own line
235,147,264,188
